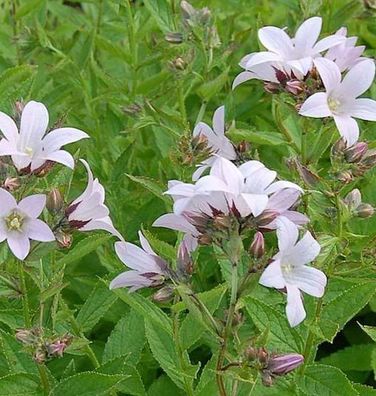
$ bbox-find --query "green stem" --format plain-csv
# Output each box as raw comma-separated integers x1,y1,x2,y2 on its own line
178,80,187,127
10,0,21,65
274,102,300,153
18,261,31,328
195,101,207,125
216,258,239,396
335,194,343,239
125,0,138,97
37,364,50,396
172,296,194,396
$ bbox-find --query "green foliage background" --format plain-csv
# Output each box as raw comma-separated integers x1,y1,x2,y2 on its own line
0,0,375,395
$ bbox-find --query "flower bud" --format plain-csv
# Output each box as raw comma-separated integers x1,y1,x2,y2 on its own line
15,328,37,345
344,189,362,210
34,348,47,364
250,232,265,258
285,80,304,95
264,82,280,94
360,149,376,168
244,346,258,361
3,177,20,192
212,213,232,230
56,230,73,249
331,138,346,157
181,0,196,20
255,210,279,227
169,57,186,70
295,162,320,186
267,353,304,376
262,371,274,387
46,189,64,214
165,32,183,44
236,140,250,153
198,234,212,245
152,285,175,303
355,203,374,218
344,142,368,163
336,170,353,183
177,240,194,274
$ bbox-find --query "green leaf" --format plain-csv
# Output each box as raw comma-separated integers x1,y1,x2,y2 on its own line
319,344,374,371
352,383,376,396
125,174,171,205
194,354,218,396
197,69,229,101
102,309,145,365
143,0,175,32
297,364,358,396
145,320,196,391
359,324,376,343
319,280,376,342
58,234,112,266
0,309,24,329
228,129,288,146
0,373,40,395
50,372,126,396
111,287,172,335
76,281,117,333
179,284,227,350
243,296,304,352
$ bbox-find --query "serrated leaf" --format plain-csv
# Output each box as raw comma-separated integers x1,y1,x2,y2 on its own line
352,383,376,396
125,174,171,204
319,344,374,371
243,296,304,352
0,373,40,395
297,364,358,396
50,372,126,396
102,309,145,365
197,69,229,101
143,0,175,32
359,324,376,343
58,234,112,266
319,281,376,342
76,281,117,333
145,320,196,391
228,129,288,146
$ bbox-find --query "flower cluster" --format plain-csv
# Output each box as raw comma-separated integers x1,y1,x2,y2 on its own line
234,16,376,147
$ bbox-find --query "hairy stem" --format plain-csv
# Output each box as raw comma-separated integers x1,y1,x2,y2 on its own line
37,363,51,396
18,261,31,328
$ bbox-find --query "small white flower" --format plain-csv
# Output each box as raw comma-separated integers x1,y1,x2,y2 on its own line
299,58,376,146
0,189,55,260
192,106,236,180
66,159,122,239
109,231,166,291
233,16,344,88
259,217,326,327
325,27,366,72
0,101,89,172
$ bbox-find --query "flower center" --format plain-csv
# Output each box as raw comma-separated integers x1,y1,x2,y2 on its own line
281,262,294,274
328,97,341,112
24,147,33,156
5,212,24,231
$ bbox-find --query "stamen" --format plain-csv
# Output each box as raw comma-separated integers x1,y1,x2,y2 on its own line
328,97,341,112
6,212,24,231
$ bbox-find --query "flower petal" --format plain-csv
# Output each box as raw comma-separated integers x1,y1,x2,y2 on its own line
294,17,322,51
258,27,293,57
138,231,156,256
276,216,299,251
42,150,75,170
7,232,31,260
210,157,243,195
0,188,17,216
287,265,327,297
333,115,359,147
241,193,268,217
286,284,306,327
18,194,46,218
350,98,376,121
299,92,331,118
212,106,225,136
0,112,18,142
109,270,151,291
42,127,89,153
267,189,301,212
313,34,346,53
259,259,285,289
153,213,198,235
245,51,283,69
79,217,123,239
25,219,55,242
232,71,256,89
339,59,375,98
285,231,321,266
265,180,303,195
314,58,341,93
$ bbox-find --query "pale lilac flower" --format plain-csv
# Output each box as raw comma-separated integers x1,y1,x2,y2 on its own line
238,16,344,84
0,189,55,260
0,101,89,172
192,106,236,180
109,231,167,291
259,217,326,327
325,27,366,72
66,160,122,239
267,353,304,375
299,58,376,146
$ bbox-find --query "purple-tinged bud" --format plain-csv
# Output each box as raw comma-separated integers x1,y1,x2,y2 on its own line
180,0,196,19
47,340,69,357
177,240,194,274
267,353,304,376
360,149,376,168
344,142,368,163
15,328,37,345
295,162,320,186
198,234,212,245
212,214,232,230
337,170,353,183
275,69,288,84
34,348,47,364
331,138,346,157
255,210,279,227
344,189,361,210
244,346,258,361
355,203,374,218
250,232,265,258
3,177,20,192
258,347,269,364
56,230,73,249
264,82,280,94
236,140,250,153
285,80,304,95
165,32,183,44
46,189,64,214
152,286,175,303
262,371,274,387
